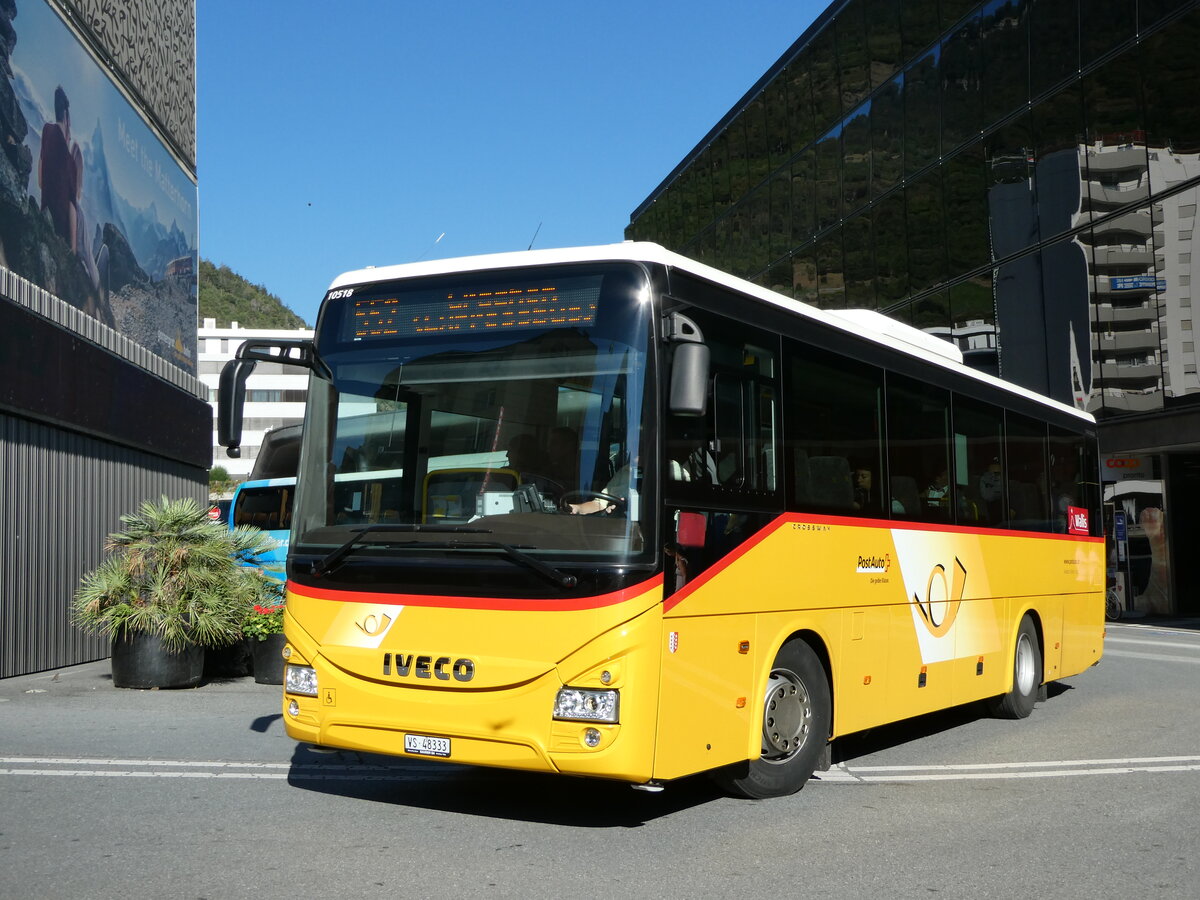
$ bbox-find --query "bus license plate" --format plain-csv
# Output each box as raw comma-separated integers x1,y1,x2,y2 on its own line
404,733,451,758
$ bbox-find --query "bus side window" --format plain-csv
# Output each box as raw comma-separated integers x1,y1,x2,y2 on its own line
953,395,1005,528
1006,413,1050,532
664,310,779,501
784,341,885,516
886,373,951,522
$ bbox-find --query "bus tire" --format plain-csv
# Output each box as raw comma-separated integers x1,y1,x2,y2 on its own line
989,614,1041,719
714,639,831,799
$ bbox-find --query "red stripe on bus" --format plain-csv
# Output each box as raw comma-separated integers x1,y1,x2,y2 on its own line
288,574,664,612
662,512,1103,613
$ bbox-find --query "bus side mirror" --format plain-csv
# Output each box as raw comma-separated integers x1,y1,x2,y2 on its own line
217,338,324,458
669,342,710,416
217,358,256,458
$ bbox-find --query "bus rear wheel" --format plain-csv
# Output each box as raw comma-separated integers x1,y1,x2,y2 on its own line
988,614,1042,719
714,639,830,799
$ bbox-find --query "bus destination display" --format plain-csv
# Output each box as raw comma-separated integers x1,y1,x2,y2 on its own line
351,283,598,340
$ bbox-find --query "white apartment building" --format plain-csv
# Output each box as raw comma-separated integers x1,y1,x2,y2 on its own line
197,318,313,478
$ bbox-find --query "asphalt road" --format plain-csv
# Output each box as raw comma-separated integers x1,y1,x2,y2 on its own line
2,621,1198,899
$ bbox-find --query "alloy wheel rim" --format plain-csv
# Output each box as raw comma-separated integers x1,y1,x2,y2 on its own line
761,667,812,762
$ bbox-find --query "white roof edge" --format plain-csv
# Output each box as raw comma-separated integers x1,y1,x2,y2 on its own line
328,242,1094,425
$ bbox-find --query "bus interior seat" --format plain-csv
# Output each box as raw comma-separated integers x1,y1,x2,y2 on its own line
890,475,921,516
809,455,853,509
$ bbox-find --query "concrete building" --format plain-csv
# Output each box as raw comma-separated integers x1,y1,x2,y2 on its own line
0,0,202,677
627,0,1200,615
198,318,313,479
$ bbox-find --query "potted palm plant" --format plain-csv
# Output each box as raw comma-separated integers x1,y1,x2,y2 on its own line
72,496,281,688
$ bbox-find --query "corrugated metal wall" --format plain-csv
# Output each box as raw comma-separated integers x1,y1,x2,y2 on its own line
0,412,205,678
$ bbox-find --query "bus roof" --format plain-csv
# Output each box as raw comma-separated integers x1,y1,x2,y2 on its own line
327,242,1093,425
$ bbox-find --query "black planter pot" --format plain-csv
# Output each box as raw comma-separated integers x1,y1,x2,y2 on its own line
111,631,204,689
203,638,253,679
252,633,287,685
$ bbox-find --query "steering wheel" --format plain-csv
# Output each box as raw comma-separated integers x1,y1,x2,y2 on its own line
561,490,626,514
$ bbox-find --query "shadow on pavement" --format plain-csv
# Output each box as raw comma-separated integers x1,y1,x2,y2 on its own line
832,683,1073,765
283,744,728,827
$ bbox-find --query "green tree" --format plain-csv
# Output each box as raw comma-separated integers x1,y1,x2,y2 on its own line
198,259,308,329
209,465,235,500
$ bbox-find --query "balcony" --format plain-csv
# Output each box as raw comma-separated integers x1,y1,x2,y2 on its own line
1095,330,1160,352
1094,302,1159,324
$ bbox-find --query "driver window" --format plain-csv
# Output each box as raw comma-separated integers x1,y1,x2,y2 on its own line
664,308,779,503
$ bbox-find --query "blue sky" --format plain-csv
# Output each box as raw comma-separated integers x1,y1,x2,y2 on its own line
197,1,824,325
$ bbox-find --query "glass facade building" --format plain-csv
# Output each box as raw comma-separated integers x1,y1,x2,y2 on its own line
627,0,1200,615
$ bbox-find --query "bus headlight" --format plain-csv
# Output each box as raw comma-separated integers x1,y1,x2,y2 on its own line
553,688,619,723
285,664,318,696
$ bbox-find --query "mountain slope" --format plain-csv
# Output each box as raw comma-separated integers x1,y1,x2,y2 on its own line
199,259,308,329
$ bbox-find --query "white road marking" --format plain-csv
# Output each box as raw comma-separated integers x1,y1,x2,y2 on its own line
1105,637,1200,652
816,755,1200,784
0,756,447,783
2,755,1199,786
1102,650,1200,665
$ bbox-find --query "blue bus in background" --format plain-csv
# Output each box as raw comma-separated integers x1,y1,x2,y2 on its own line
229,424,301,581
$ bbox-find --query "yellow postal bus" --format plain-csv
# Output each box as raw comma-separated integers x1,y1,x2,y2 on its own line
218,243,1103,798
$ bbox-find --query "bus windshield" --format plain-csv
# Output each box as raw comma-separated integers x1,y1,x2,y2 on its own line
291,263,654,575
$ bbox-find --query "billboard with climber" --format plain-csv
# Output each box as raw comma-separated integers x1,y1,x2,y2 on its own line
0,0,198,374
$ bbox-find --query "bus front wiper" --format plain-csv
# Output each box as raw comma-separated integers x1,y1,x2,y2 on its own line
456,541,578,590
310,524,491,578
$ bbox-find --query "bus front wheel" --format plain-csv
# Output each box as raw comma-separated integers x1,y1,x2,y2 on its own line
715,639,831,799
988,614,1042,719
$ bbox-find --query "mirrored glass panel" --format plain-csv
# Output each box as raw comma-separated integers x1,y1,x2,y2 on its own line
843,211,877,309
764,76,791,171
843,101,872,214
940,10,982,153
873,189,909,305
791,148,816,245
944,143,991,276
901,0,940,60
1141,7,1200,156
1080,0,1136,66
871,73,905,196
986,115,1039,260
905,47,941,175
811,25,841,131
1029,0,1078,98
1031,82,1085,246
980,0,1029,125
906,171,947,293
838,0,871,112
949,277,999,375
865,0,903,90
815,124,843,231
816,229,847,307
785,52,816,152
1082,50,1149,216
